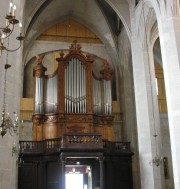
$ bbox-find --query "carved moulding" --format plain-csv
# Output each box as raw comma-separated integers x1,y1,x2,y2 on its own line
32,113,94,124
100,59,113,80
33,113,114,126
66,125,85,133
64,113,93,123
33,62,47,78
93,115,114,125
43,114,60,123
32,114,44,125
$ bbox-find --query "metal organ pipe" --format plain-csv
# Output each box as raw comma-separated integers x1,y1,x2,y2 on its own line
105,81,108,115
65,58,86,113
76,59,79,113
80,63,82,113
65,68,67,112
83,67,86,113
43,75,58,114
73,58,75,112
81,63,83,113
104,81,106,114
69,59,72,112
35,77,44,113
66,63,68,112
65,57,112,115
104,80,112,115
108,81,112,114
81,62,83,113
71,59,73,112
93,78,102,115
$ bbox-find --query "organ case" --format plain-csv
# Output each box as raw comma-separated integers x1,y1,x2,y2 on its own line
32,43,114,141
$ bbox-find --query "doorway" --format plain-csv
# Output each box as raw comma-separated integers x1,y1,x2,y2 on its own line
65,165,92,189
66,173,83,189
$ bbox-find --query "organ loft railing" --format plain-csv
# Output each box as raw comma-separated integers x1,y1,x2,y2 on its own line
32,42,114,142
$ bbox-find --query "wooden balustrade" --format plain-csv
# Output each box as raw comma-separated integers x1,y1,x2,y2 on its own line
61,133,103,150
19,133,131,155
103,140,131,153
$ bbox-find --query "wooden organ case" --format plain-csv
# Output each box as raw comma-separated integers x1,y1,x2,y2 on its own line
32,43,114,141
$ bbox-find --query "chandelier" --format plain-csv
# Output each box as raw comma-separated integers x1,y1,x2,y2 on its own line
0,1,24,137
149,134,163,166
0,64,19,137
0,1,24,56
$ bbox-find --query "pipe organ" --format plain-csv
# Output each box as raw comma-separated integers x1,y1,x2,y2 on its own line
32,43,114,141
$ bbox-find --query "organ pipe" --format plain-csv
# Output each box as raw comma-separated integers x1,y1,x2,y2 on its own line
92,77,102,115
103,80,112,115
35,77,44,113
44,74,58,113
92,77,112,115
33,60,47,114
65,58,86,113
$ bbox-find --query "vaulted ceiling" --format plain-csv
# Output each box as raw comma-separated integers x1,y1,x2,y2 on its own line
23,0,161,69
23,0,130,57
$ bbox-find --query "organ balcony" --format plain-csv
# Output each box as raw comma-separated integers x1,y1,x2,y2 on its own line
19,133,132,156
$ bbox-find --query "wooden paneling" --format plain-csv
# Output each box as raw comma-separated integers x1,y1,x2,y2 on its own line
155,63,167,113
112,101,120,112
18,152,133,189
20,98,34,110
37,19,102,44
20,98,34,120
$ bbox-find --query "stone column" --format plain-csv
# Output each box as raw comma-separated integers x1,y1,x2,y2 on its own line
158,15,180,189
130,14,165,188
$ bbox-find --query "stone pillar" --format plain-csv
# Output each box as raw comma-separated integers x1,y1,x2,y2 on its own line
131,15,165,188
158,15,180,189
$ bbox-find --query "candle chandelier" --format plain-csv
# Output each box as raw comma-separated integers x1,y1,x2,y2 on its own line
0,1,24,137
149,134,163,166
0,64,19,137
0,0,24,56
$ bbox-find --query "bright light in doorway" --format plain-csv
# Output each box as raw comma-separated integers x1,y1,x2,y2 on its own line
66,173,83,189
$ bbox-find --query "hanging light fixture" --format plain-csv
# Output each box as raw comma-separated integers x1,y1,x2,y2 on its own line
0,0,24,56
0,63,19,137
0,1,23,137
149,134,163,166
